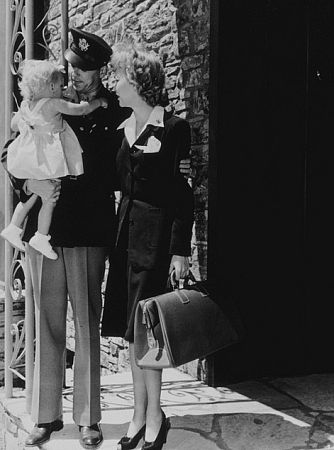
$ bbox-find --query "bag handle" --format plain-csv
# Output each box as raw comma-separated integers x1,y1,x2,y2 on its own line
168,270,200,304
169,269,196,290
169,269,210,299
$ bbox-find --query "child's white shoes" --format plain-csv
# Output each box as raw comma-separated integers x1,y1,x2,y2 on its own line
0,224,25,251
1,226,58,260
29,232,58,260
0,227,58,259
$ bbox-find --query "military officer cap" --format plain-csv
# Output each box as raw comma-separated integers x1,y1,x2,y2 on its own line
64,28,112,70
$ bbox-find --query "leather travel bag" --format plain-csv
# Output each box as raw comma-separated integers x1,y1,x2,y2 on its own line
134,274,240,369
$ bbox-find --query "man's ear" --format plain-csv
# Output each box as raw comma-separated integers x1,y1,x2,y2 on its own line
100,66,107,78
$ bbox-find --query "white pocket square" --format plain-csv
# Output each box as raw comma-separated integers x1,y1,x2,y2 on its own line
135,136,161,153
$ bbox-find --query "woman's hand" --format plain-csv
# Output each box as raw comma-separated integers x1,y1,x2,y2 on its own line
26,179,61,202
169,255,190,287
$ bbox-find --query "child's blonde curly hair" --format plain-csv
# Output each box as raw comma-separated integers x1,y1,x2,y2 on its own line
18,59,64,101
111,42,168,107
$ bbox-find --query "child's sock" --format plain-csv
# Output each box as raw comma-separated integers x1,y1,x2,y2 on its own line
0,223,25,251
29,231,58,260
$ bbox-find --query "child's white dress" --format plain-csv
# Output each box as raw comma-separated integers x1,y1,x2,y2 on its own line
7,98,84,179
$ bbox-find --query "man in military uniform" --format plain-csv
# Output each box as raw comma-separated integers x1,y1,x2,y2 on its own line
22,28,128,449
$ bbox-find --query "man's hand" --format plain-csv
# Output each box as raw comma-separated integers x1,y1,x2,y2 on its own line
26,179,61,203
179,158,192,177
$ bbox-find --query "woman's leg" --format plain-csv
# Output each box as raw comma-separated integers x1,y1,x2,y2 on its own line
143,366,163,442
126,260,171,442
127,343,147,436
129,345,163,442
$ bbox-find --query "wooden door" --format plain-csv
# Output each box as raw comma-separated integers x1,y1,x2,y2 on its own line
208,0,334,384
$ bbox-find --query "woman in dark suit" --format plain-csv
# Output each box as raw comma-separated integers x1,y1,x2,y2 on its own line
101,43,194,450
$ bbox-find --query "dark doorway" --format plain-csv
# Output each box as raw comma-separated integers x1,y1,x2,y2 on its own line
208,0,334,384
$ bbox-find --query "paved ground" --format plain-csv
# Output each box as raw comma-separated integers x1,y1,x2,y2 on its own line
2,368,334,449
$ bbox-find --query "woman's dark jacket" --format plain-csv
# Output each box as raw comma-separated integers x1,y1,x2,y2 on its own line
115,111,194,271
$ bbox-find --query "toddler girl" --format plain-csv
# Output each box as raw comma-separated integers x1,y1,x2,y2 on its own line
1,59,107,259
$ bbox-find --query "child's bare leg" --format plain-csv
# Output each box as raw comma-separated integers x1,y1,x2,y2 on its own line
28,198,58,260
11,194,38,227
0,195,38,251
37,198,55,236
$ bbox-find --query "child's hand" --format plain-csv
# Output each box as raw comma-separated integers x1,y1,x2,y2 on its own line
62,84,77,101
100,98,108,109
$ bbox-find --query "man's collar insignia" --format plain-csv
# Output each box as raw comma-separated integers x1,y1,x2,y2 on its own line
79,38,90,52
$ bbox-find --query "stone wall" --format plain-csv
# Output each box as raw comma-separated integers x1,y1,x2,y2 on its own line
47,0,210,377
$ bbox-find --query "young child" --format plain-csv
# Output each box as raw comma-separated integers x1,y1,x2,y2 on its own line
1,59,108,259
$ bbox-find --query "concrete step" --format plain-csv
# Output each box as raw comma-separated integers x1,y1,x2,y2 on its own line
2,369,334,449
1,369,226,450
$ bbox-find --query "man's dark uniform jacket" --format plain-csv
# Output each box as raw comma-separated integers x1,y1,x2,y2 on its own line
3,86,129,248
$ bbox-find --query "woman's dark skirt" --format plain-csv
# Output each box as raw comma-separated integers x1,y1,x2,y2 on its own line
101,221,171,342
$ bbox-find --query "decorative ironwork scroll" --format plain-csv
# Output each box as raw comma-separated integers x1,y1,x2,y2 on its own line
10,249,24,301
5,0,65,400
9,0,25,75
10,0,60,77
7,250,26,380
9,319,26,380
35,5,59,61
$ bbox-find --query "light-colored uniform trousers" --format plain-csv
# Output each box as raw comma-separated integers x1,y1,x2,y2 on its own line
27,245,106,426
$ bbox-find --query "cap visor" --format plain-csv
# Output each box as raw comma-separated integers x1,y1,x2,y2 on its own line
64,48,97,70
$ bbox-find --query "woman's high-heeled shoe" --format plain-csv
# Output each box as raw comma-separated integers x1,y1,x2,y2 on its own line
141,411,170,450
117,424,146,450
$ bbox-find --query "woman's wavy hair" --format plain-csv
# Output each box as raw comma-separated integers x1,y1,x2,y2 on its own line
18,59,63,101
111,42,169,107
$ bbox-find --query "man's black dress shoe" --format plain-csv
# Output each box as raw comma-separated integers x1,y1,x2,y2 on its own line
25,419,64,447
79,423,103,449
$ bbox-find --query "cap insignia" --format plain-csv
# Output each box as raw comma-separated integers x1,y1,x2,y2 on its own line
79,38,90,52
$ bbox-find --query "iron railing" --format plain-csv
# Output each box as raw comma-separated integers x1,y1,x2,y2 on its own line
4,0,69,412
